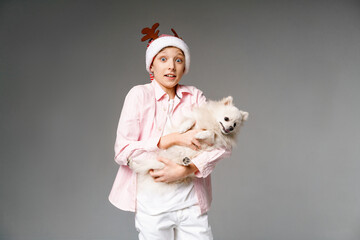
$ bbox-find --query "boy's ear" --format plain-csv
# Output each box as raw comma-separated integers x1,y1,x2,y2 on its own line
222,96,233,105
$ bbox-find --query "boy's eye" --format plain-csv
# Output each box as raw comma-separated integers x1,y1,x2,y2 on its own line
176,59,183,63
160,57,166,61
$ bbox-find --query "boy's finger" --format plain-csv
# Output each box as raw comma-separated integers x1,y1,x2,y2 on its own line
157,156,169,164
154,177,165,182
189,143,198,151
149,169,162,178
192,140,201,149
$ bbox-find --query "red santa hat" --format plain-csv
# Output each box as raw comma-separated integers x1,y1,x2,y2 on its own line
141,23,190,78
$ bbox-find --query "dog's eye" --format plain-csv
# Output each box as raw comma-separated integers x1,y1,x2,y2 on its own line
233,123,236,127
224,117,229,121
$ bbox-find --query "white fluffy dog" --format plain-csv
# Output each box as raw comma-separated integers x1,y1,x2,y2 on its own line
128,96,248,194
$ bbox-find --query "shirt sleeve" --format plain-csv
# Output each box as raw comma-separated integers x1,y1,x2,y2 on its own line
191,148,232,178
190,87,232,178
113,86,160,166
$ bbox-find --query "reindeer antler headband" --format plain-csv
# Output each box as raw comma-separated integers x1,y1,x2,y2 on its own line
141,23,182,43
141,23,190,75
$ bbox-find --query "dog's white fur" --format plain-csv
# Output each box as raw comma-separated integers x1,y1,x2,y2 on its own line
128,96,249,194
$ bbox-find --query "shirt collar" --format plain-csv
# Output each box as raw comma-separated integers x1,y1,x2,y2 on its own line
152,79,193,101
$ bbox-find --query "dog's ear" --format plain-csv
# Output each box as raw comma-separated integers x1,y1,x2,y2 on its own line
240,111,249,121
222,96,233,106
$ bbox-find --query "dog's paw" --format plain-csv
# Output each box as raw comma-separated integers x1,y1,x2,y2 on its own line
178,119,196,133
127,158,139,171
195,130,214,140
182,157,191,166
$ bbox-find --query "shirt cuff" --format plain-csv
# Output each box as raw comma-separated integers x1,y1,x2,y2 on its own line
191,148,232,178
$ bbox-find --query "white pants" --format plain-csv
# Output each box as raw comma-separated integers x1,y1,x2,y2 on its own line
135,205,213,240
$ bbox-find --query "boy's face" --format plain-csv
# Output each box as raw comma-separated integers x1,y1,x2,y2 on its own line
150,47,185,94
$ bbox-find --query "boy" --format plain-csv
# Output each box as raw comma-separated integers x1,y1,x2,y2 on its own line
109,23,231,240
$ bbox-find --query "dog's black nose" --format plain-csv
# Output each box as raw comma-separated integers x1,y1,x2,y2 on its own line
228,126,234,131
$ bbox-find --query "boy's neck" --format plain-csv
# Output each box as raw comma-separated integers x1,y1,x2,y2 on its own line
154,80,176,99
167,92,175,99
160,86,175,99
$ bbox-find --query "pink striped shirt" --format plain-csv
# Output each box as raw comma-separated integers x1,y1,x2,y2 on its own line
108,80,231,214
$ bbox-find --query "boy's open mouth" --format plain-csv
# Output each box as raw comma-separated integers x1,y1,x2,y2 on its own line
165,74,176,77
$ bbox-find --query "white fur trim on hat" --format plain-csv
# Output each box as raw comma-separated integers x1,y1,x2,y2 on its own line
146,36,190,75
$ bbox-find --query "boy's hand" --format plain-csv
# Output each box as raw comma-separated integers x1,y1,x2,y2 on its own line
149,156,198,183
158,130,203,151
177,129,203,150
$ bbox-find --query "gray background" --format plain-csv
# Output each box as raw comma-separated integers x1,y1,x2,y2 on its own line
1,0,360,239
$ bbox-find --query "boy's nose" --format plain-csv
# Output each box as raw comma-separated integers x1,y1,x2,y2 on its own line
168,60,175,69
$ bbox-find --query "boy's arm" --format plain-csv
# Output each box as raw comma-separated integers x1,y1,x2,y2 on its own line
149,148,231,182
149,156,199,183
157,130,203,151
114,87,160,166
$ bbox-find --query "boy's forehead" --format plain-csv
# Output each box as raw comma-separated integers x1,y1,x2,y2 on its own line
158,47,184,55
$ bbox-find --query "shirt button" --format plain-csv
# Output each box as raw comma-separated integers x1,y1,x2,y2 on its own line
158,127,162,131
163,107,167,112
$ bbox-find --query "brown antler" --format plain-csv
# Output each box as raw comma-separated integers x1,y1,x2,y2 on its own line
141,23,160,42
171,28,182,39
